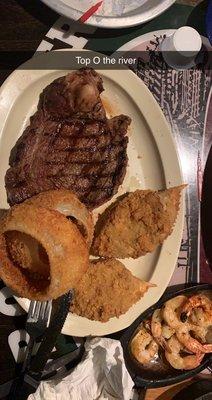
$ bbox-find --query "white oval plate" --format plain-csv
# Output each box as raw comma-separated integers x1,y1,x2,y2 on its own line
0,50,184,336
41,0,176,29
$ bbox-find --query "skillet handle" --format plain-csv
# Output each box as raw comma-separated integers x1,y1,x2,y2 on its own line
138,387,147,400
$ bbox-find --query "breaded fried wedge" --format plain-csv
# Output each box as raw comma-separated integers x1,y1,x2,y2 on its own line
71,259,152,322
92,185,185,259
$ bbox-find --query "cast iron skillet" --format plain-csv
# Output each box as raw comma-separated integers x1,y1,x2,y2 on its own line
172,380,212,400
120,284,212,399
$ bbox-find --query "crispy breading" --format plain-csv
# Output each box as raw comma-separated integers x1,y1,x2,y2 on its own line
24,189,94,248
5,230,50,277
0,204,89,300
71,259,152,322
92,185,186,259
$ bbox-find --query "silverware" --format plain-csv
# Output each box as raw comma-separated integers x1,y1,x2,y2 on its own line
10,291,72,400
43,344,84,379
23,301,52,371
8,300,52,399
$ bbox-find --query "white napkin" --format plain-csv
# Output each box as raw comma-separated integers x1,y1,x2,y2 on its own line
28,337,138,400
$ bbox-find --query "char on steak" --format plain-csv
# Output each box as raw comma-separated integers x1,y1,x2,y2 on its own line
5,69,131,209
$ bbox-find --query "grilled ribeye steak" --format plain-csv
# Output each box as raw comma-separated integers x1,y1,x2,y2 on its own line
5,69,131,209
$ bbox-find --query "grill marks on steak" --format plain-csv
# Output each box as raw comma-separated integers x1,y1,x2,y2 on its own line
5,69,130,209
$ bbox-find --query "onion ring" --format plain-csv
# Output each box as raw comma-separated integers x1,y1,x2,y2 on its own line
24,190,94,248
0,204,89,300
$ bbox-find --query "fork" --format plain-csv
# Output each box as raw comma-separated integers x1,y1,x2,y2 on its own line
22,301,52,370
8,300,52,399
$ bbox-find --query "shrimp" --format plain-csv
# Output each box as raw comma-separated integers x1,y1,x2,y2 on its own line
176,324,212,354
151,309,165,346
162,294,212,355
165,335,204,370
162,325,175,340
190,307,212,328
180,294,212,325
144,319,152,332
130,327,158,364
151,309,174,349
190,324,208,343
162,295,187,329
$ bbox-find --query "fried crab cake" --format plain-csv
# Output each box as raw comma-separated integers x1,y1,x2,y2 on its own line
71,258,153,322
92,185,186,259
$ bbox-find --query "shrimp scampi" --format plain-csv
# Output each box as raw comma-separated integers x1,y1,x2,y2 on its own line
151,309,174,350
180,294,212,324
176,324,212,354
131,327,158,364
162,295,187,329
190,307,212,328
165,335,204,370
130,292,211,371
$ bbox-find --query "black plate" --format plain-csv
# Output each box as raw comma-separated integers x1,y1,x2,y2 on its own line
120,284,212,389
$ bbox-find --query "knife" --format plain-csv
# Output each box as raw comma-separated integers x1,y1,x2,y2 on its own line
9,290,72,400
